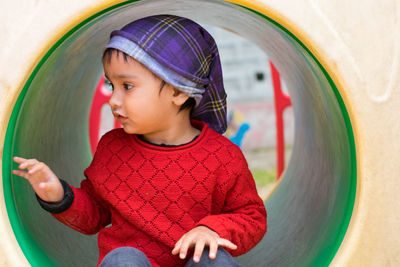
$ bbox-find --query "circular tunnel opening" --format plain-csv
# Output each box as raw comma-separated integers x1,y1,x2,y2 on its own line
3,0,356,266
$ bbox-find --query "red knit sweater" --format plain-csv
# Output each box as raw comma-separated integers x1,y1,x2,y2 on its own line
52,120,267,266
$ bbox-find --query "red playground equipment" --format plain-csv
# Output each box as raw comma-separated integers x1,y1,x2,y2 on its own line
269,61,292,179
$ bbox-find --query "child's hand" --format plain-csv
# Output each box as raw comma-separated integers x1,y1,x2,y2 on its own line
12,157,64,203
172,225,237,263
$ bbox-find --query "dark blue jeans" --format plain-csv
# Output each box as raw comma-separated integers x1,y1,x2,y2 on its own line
99,246,243,267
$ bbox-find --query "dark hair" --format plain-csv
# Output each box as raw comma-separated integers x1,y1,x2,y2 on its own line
103,48,128,64
179,97,196,113
103,48,196,113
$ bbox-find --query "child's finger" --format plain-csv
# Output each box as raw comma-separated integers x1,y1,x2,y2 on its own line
178,237,193,259
192,239,206,263
208,239,218,259
172,239,183,255
12,170,29,180
13,156,27,163
28,164,43,175
19,159,39,170
217,238,237,250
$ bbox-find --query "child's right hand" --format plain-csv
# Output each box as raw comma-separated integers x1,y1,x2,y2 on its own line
12,157,64,203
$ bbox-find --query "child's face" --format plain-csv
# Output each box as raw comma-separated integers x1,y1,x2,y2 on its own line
103,51,180,135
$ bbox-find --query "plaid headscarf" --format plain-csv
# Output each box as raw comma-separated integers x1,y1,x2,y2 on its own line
103,14,227,134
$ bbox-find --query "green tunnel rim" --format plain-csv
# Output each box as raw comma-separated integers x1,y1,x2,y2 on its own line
2,0,357,266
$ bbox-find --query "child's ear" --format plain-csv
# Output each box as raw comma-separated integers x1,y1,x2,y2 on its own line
171,88,189,106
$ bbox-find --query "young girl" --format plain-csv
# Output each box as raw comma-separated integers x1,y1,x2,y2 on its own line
13,14,267,267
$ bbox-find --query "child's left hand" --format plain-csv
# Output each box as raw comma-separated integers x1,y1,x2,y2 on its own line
171,225,237,263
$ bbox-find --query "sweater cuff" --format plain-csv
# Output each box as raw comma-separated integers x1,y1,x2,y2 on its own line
36,179,74,214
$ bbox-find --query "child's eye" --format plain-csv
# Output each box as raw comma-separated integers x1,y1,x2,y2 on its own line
123,83,134,90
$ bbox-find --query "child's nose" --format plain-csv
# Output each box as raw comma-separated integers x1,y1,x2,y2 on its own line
109,91,122,109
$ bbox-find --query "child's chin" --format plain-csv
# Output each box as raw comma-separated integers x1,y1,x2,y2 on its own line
121,126,142,135
120,126,135,134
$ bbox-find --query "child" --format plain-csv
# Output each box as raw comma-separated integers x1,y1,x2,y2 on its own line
13,14,267,267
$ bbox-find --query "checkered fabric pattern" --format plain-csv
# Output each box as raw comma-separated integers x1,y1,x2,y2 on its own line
104,14,227,134
51,121,267,267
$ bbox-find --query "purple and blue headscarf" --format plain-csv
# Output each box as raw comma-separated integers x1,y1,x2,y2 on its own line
103,14,227,134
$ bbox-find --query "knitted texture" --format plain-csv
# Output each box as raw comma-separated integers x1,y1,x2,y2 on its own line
52,120,267,267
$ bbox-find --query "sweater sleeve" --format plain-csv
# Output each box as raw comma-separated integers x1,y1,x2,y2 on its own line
49,177,111,235
195,146,267,256
37,134,112,235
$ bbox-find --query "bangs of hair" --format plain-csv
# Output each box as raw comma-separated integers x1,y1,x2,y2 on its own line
102,48,130,64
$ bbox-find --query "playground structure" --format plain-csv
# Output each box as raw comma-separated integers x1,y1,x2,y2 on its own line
1,0,400,266
270,61,292,178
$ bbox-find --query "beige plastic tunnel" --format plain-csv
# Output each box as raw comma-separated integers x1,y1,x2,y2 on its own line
1,0,400,266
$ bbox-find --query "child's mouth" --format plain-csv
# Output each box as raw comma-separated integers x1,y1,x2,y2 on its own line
113,113,128,122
